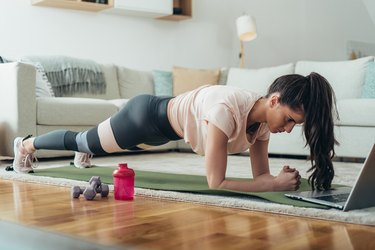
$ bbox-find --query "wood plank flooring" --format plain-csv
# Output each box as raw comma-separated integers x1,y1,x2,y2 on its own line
1,179,375,249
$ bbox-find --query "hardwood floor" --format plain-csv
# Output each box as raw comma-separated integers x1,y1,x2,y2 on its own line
1,179,375,249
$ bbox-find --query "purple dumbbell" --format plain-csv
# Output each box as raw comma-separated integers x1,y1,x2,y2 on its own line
71,176,109,200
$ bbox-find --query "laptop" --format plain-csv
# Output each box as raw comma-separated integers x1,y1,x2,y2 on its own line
285,144,375,211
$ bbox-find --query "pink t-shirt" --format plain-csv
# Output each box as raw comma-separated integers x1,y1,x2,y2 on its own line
168,85,270,155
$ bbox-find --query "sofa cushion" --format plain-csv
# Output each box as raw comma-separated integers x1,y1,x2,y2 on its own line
100,64,121,99
226,63,294,95
152,70,173,96
70,64,120,100
336,99,375,126
117,66,154,98
172,66,221,96
295,56,374,99
152,68,228,97
362,61,375,98
37,97,118,126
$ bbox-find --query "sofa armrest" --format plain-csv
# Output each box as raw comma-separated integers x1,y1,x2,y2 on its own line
0,62,37,156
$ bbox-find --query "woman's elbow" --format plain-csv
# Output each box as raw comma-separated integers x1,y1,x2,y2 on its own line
208,182,220,189
207,178,224,189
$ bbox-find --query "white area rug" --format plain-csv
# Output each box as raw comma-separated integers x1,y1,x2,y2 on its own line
1,152,374,226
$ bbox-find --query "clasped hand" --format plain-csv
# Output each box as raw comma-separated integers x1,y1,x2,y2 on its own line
274,165,301,191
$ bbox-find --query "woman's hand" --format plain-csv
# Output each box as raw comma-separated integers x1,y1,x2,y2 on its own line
273,165,301,191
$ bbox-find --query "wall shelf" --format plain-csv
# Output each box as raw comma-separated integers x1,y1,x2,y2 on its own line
104,0,173,18
31,0,113,12
31,0,192,20
158,0,192,21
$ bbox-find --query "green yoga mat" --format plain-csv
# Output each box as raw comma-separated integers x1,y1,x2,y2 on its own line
32,165,329,209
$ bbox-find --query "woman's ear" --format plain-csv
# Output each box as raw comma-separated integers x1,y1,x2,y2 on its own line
270,94,280,107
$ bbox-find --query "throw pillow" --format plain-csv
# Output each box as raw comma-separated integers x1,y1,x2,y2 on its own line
172,66,221,96
152,70,173,96
33,62,55,97
24,56,105,97
18,58,55,98
362,62,375,98
226,63,295,96
295,56,374,99
218,68,229,85
0,56,12,63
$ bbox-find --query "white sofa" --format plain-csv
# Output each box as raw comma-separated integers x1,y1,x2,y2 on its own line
224,57,375,158
0,57,374,158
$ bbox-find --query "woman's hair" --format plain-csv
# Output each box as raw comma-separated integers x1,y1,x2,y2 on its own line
266,72,339,190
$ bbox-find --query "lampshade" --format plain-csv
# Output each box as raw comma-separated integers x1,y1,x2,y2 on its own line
236,14,257,42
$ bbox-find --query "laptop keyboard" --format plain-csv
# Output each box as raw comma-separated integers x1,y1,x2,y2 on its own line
315,193,349,203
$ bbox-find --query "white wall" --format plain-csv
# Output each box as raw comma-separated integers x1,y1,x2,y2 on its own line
0,0,374,71
303,0,375,61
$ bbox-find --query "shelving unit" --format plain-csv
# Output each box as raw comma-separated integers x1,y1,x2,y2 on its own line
31,0,192,20
105,0,173,18
158,0,192,21
31,0,113,12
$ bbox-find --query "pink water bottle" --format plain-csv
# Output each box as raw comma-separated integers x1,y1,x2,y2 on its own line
113,163,135,200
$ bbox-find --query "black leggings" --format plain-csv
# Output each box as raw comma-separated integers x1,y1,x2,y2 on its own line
33,95,181,155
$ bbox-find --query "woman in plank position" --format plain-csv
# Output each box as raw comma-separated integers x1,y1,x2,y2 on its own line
12,72,338,192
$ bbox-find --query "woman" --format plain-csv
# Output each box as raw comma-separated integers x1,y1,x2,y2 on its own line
13,72,338,192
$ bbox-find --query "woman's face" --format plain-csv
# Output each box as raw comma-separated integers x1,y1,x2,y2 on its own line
266,95,305,134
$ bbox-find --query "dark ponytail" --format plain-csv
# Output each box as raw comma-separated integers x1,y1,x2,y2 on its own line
266,72,339,190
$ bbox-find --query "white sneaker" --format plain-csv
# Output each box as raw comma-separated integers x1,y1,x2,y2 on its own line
73,152,93,168
12,136,37,173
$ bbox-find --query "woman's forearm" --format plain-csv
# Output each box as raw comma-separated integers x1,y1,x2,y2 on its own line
217,174,276,192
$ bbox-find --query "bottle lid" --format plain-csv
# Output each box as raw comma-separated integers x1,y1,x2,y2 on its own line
113,163,135,177
118,163,128,168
